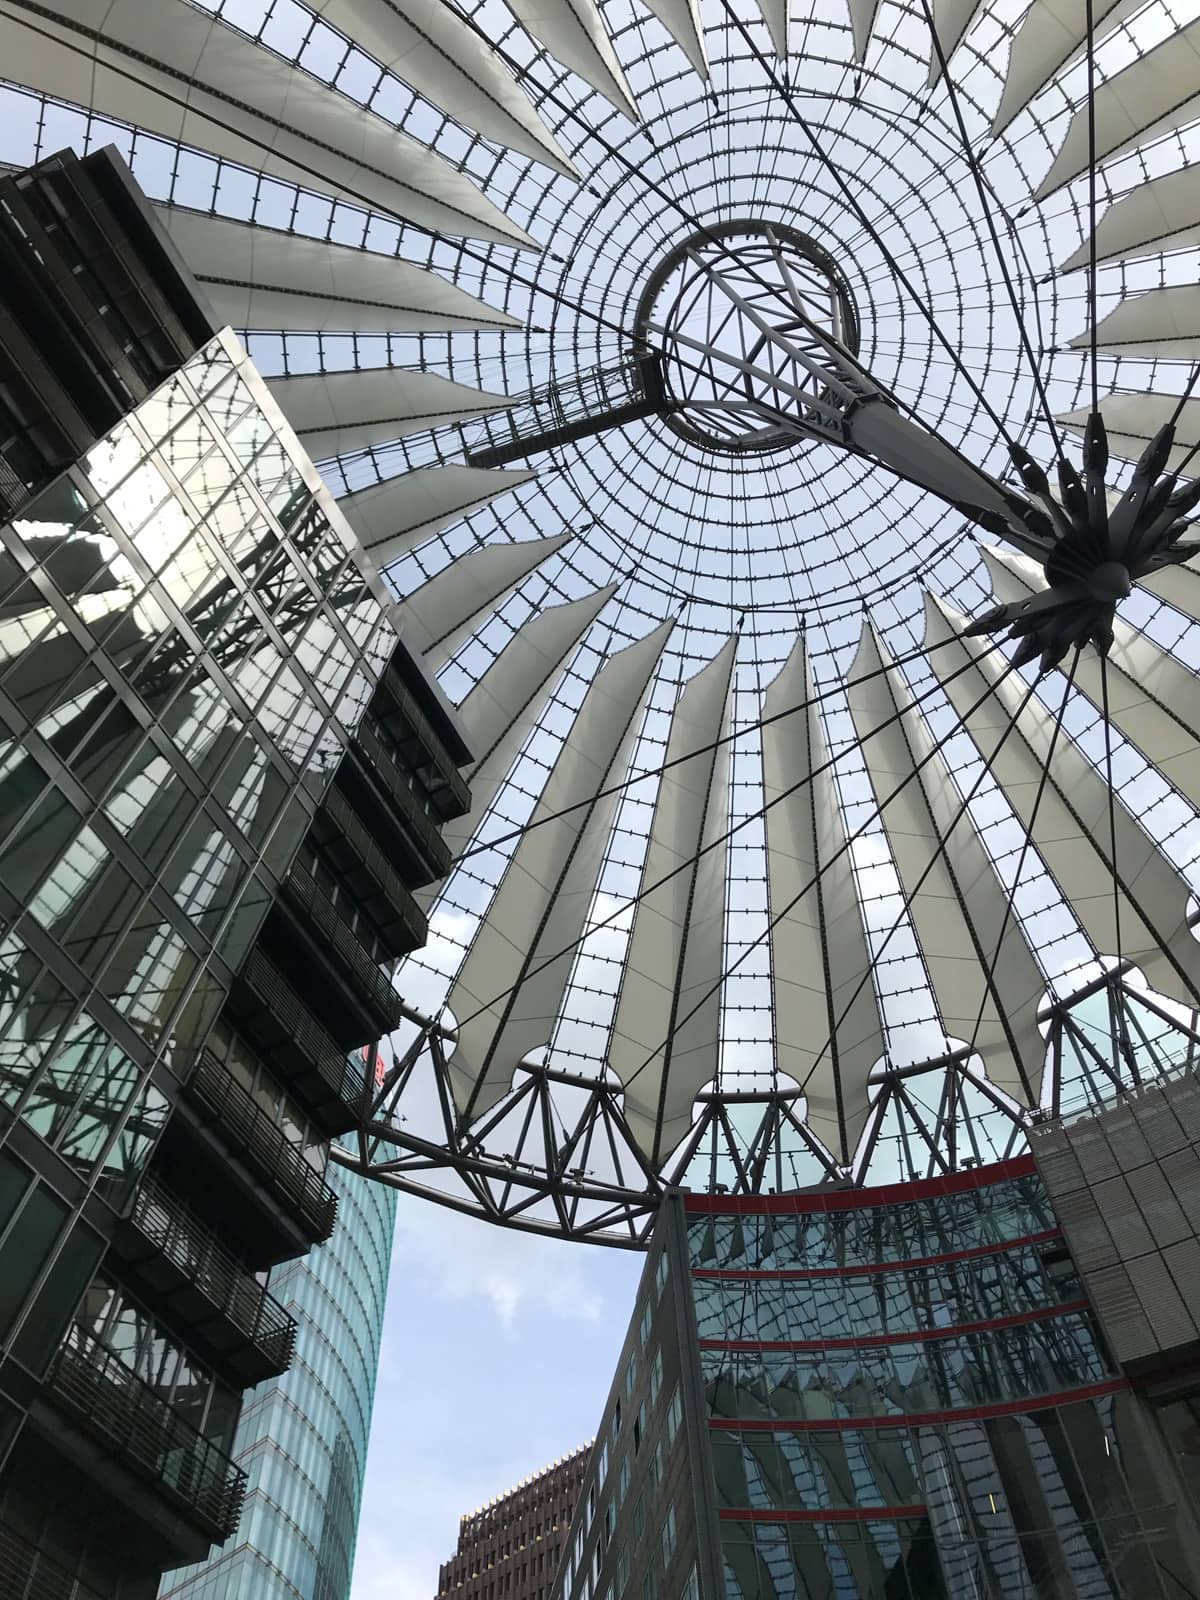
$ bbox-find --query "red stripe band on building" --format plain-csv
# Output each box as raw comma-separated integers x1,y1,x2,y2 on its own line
707,1378,1130,1431
684,1154,1037,1213
692,1227,1063,1279
699,1297,1090,1351
717,1506,929,1523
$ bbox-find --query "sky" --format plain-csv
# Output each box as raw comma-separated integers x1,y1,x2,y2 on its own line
348,1193,644,1600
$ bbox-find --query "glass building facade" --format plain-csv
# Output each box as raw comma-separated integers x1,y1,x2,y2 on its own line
159,1157,396,1600
556,1164,1200,1600
0,147,475,1600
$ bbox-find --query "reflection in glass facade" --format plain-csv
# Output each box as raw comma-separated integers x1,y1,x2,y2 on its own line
0,311,416,1598
159,1157,396,1600
0,330,392,1361
556,1164,1200,1600
688,1165,1200,1599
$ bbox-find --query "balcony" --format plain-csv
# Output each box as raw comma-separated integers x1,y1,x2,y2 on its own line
309,784,429,957
349,719,453,885
184,1049,337,1245
280,860,406,1038
44,1328,247,1546
0,1524,106,1600
114,1175,297,1385
373,666,471,821
225,947,368,1133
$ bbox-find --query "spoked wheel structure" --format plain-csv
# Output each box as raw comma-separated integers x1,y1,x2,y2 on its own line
7,0,1200,1242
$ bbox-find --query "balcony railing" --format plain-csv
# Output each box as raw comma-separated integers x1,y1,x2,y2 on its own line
352,720,453,881
314,784,429,955
121,1175,296,1382
185,1049,337,1244
0,1524,107,1600
281,861,406,1034
375,666,470,819
229,947,367,1128
45,1328,248,1545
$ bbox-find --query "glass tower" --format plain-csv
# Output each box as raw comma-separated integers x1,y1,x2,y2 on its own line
159,1158,396,1600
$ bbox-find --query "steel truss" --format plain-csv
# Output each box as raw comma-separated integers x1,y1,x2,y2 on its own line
331,970,1200,1245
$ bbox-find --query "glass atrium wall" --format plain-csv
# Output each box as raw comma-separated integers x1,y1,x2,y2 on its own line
687,1166,1200,1598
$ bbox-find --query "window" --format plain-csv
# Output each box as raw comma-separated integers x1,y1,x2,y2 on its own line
660,1508,677,1568
649,1348,663,1403
598,1440,609,1486
618,1455,631,1505
639,1302,653,1349
655,1254,669,1297
625,1351,638,1396
633,1402,646,1453
632,1491,645,1544
666,1386,682,1444
604,1503,616,1544
588,1483,597,1526
643,1571,656,1600
616,1547,630,1598
681,1564,699,1600
613,1396,622,1436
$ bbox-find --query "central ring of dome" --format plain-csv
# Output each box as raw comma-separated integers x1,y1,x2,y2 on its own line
634,219,862,457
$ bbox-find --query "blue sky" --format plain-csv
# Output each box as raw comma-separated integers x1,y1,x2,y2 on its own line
349,1194,643,1600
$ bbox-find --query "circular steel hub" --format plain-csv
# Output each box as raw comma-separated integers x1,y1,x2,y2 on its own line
635,219,862,455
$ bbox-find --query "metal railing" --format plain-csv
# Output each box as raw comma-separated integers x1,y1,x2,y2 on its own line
0,1524,107,1600
352,720,453,878
235,947,367,1114
376,666,470,817
186,1049,337,1243
45,1328,248,1544
128,1176,296,1375
282,862,406,1031
317,785,428,952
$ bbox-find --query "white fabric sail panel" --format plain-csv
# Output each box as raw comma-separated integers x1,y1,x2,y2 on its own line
849,623,1045,1105
394,535,570,660
980,547,1200,814
266,369,511,460
927,594,1200,1011
4,2,534,249
639,0,710,78
504,0,639,119
762,639,884,1163
443,621,674,1122
1140,563,1200,627
414,585,621,911
927,0,985,86
1070,286,1200,359
312,0,577,177
1060,167,1200,272
848,0,884,61
609,637,738,1164
154,207,518,333
1035,19,1200,200
337,466,537,568
991,0,1141,135
1059,396,1200,472
754,0,787,57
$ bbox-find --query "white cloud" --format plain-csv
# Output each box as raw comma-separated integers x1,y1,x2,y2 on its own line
392,1197,605,1327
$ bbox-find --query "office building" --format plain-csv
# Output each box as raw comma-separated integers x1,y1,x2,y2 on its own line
438,1445,591,1600
556,1170,1200,1600
0,143,470,1599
